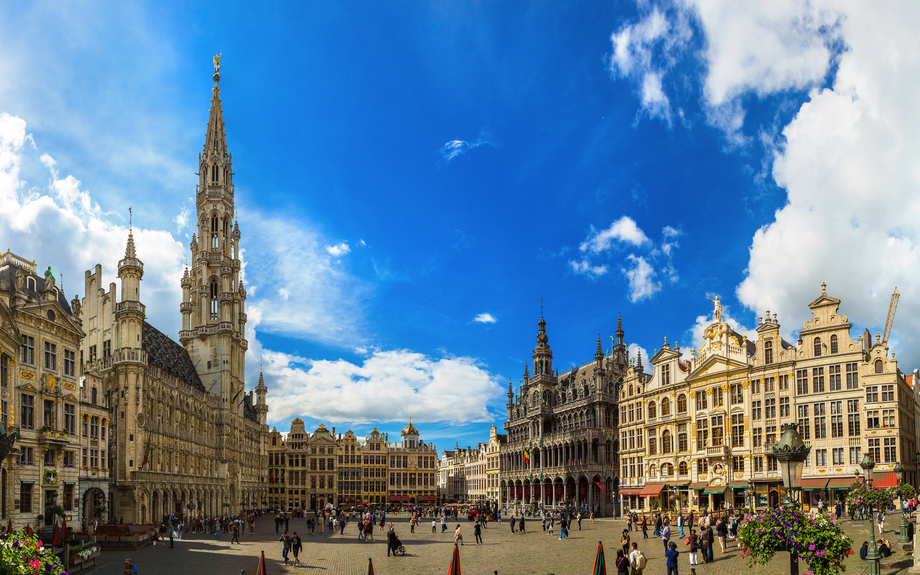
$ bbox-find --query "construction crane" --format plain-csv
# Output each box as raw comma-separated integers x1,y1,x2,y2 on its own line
882,287,900,346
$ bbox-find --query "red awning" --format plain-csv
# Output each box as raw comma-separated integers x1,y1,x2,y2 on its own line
827,477,860,491
873,471,897,488
618,489,642,495
638,483,665,497
800,478,829,491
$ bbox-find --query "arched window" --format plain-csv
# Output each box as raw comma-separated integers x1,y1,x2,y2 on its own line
875,359,883,373
814,337,822,357
661,397,671,416
662,430,672,454
210,281,219,321
764,340,773,364
649,465,657,477
678,461,688,475
830,334,838,354
211,215,219,249
648,402,656,419
677,394,687,413
211,163,218,182
27,277,35,291
629,385,633,396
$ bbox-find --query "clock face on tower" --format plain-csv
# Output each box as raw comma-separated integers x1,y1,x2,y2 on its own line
136,413,146,428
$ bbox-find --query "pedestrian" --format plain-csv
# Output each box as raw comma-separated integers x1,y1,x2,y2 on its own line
123,559,138,575
231,522,240,544
291,532,302,566
519,516,526,533
654,514,661,537
615,548,630,575
441,516,447,533
677,512,685,538
169,524,174,549
559,516,568,540
641,515,648,539
877,510,885,534
688,528,699,565
454,524,464,545
432,519,437,533
627,509,633,532
703,523,715,563
577,512,583,530
661,520,671,553
510,514,516,534
386,527,398,557
548,516,555,535
629,542,648,575
665,541,679,575
716,516,727,553
474,521,483,545
279,531,291,566
621,528,631,556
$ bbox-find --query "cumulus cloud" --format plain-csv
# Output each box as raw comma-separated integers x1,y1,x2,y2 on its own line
623,255,660,302
473,313,497,324
570,260,609,277
438,128,497,163
325,242,351,257
579,216,651,253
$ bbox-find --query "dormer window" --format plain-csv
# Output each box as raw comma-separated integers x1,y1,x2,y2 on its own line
661,363,670,385
830,334,838,354
27,277,35,291
764,340,773,364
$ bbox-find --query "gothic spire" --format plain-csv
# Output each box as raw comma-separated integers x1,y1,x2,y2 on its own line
124,229,137,260
595,334,603,361
203,55,229,164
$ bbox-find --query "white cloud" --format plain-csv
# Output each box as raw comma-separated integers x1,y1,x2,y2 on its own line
579,216,651,253
438,128,497,163
173,206,190,235
325,242,351,257
683,301,757,352
569,259,609,277
473,313,497,324
622,254,660,302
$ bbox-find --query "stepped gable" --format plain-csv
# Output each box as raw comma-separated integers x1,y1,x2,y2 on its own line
142,321,205,392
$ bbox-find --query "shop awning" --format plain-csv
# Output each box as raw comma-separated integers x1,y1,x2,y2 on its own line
666,482,688,488
618,489,642,496
801,478,829,491
727,481,748,489
872,471,897,489
638,483,666,497
688,482,708,490
703,485,727,495
827,477,859,491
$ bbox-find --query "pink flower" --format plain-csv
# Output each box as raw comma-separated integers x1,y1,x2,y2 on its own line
29,559,40,568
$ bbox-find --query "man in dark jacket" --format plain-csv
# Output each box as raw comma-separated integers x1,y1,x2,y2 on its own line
387,527,399,557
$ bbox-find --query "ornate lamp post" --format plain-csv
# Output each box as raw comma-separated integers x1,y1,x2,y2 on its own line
895,462,909,544
772,423,810,575
861,454,880,575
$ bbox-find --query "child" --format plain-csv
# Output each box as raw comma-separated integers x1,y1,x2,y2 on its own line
431,519,437,533
665,541,679,575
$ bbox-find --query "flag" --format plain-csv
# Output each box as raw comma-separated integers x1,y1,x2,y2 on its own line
592,540,607,575
367,557,375,575
447,542,461,575
60,516,67,544
231,387,244,405
141,434,151,468
26,524,32,537
595,481,606,494
53,521,60,547
269,470,274,484
523,449,530,464
256,550,266,575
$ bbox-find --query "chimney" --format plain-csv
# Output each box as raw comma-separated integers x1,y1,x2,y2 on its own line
332,427,335,436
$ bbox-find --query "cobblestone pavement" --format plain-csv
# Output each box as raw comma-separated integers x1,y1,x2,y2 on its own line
78,513,916,575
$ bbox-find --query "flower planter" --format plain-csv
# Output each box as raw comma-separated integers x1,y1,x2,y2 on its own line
68,547,100,572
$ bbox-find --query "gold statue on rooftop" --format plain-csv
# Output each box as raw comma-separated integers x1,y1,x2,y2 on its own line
213,53,221,74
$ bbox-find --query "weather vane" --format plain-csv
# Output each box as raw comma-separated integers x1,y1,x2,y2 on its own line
129,206,132,230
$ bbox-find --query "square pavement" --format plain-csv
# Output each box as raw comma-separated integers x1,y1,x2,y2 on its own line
78,512,915,575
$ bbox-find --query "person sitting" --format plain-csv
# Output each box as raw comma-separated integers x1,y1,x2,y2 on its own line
878,539,891,558
860,541,869,560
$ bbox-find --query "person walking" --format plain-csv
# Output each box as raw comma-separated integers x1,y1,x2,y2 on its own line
431,519,437,533
688,528,699,565
665,541,680,575
559,516,568,540
641,515,648,539
474,521,483,545
620,528,631,556
877,509,885,534
291,532,302,566
615,549,630,575
629,542,648,575
519,515,526,534
441,515,447,533
231,522,241,544
677,513,685,538
386,526,398,557
279,531,291,566
627,510,633,532
716,516,727,553
703,523,715,563
661,520,671,553
454,524,464,545
510,514,516,534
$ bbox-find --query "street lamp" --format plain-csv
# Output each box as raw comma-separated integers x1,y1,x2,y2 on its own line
861,454,880,575
895,462,909,544
772,423,810,575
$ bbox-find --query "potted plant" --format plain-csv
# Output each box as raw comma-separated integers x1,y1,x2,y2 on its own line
0,529,68,573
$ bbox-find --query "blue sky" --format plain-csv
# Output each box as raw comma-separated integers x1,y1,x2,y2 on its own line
2,1,920,453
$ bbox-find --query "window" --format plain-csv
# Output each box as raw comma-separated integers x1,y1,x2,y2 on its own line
815,449,827,467
647,430,657,455
679,461,688,475
881,385,894,401
677,394,687,413
1,399,6,428
0,354,7,388
830,401,843,438
102,340,111,358
42,341,56,370
752,400,762,420
830,334,838,354
753,456,763,472
765,398,776,419
848,413,861,436
648,402,656,419
866,386,878,403
44,449,55,466
767,456,778,472
711,415,724,446
63,451,74,468
828,365,841,391
662,363,670,385
730,384,742,405
713,387,724,407
91,387,97,405
813,403,826,439
731,414,744,447
765,377,775,392
884,438,897,462
629,430,635,450
661,397,670,416
814,337,822,357
779,374,789,391
833,447,844,465
210,281,219,320
875,360,883,374
678,432,688,452
64,404,75,434
779,397,790,418
20,446,33,465
696,392,707,411
63,349,75,377
20,335,34,364
812,367,825,393
20,484,32,513
697,419,708,448
882,409,895,427
20,394,34,429
752,379,760,394
764,340,773,364
697,459,708,474
846,363,859,389
797,405,810,440
850,447,862,465
732,456,744,473
662,431,672,454
867,410,880,429
796,369,809,395
753,427,762,447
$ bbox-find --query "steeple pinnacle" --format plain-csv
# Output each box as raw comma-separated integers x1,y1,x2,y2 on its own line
124,230,137,260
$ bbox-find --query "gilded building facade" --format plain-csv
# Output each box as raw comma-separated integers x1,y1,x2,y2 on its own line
618,286,916,514
501,315,628,516
78,63,268,523
438,424,505,507
0,253,85,530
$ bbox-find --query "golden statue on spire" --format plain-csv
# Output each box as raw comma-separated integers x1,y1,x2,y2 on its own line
213,53,221,74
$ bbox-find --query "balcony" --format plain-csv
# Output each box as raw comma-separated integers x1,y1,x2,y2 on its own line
39,428,73,446
705,445,730,458
115,301,146,316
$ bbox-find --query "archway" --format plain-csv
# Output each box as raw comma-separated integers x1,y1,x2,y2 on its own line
83,487,106,522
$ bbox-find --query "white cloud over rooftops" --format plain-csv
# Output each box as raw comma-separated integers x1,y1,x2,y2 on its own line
473,313,497,324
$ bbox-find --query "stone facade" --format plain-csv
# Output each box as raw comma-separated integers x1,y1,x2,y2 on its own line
618,286,916,514
438,424,505,507
77,64,268,524
501,314,627,516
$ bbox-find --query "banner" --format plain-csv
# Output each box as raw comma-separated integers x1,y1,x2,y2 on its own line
595,481,606,493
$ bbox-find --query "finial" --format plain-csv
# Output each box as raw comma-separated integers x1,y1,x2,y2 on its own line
214,53,221,74
129,206,132,231
540,295,544,318
821,281,827,294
